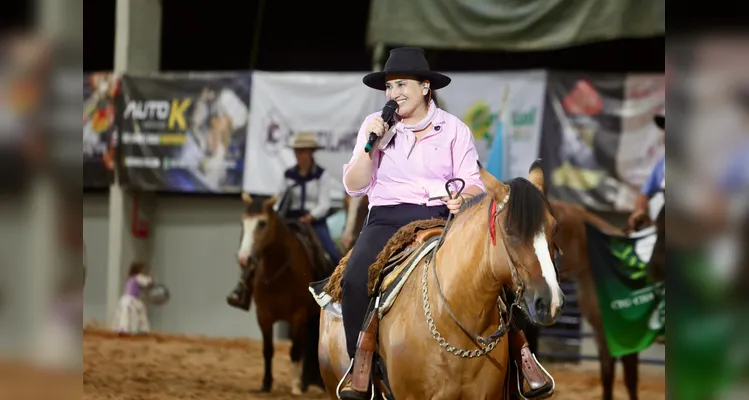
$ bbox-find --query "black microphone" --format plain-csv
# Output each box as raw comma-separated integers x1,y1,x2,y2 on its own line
364,99,399,153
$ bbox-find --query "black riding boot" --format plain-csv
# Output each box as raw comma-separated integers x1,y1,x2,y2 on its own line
226,267,253,311
339,299,378,400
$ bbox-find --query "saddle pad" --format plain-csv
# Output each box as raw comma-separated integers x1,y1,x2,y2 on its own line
309,278,342,317
308,237,439,320
377,238,439,319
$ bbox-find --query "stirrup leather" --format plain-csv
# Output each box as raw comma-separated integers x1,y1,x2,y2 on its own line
515,353,556,400
336,359,377,400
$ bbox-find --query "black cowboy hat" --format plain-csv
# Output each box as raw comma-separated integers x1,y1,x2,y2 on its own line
363,47,451,91
653,114,665,130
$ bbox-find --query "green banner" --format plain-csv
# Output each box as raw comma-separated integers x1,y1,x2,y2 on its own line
367,0,664,51
585,223,664,357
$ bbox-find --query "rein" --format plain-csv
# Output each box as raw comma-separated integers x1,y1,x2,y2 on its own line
246,253,291,285
422,178,525,358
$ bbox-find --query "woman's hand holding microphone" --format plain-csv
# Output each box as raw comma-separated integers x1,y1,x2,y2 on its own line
364,116,390,149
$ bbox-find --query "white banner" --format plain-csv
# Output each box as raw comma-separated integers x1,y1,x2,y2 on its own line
243,71,381,204
436,70,547,180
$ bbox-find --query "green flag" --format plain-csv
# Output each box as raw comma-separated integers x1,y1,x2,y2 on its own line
585,223,665,357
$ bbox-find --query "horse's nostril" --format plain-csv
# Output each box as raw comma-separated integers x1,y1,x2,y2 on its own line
535,297,549,314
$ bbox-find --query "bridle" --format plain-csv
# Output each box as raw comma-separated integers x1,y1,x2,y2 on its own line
240,216,292,286
421,178,526,358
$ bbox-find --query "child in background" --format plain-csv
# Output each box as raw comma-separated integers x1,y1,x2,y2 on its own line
111,261,153,335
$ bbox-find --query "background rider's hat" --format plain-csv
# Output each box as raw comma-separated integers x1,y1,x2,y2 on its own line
653,114,665,130
362,47,451,91
288,132,323,150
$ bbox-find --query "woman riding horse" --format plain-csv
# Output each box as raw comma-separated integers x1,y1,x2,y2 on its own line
338,47,554,400
228,132,341,310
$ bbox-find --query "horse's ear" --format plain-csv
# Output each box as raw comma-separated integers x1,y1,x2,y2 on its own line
477,160,508,198
262,195,278,213
241,191,253,205
528,159,547,196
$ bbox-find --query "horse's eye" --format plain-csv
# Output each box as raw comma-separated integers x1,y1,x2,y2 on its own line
257,220,267,229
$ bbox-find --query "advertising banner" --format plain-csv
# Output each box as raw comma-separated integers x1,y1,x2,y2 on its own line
437,70,547,180
119,73,251,192
540,73,665,211
243,71,380,204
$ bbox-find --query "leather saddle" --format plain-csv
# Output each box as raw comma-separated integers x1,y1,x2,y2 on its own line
376,227,443,287
286,220,333,280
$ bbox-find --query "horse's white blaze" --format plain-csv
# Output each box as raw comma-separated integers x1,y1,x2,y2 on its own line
533,229,562,317
238,217,258,262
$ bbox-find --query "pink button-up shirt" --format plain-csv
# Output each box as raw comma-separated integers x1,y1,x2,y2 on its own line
343,108,486,208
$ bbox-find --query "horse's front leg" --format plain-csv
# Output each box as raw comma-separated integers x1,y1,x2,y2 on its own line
596,333,616,400
258,315,275,392
289,310,309,396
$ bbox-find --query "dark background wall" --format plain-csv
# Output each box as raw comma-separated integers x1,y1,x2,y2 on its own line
84,0,664,73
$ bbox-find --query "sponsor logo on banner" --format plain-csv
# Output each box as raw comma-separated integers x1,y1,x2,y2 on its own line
120,73,252,193
511,107,538,140
260,110,360,155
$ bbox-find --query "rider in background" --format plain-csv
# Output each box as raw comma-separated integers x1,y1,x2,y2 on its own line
277,132,342,267
338,47,553,400
628,114,665,231
226,133,339,311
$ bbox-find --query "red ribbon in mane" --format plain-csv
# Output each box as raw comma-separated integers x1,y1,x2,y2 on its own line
489,199,497,246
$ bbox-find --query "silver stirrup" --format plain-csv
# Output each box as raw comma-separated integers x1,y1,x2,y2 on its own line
335,358,377,400
515,353,556,400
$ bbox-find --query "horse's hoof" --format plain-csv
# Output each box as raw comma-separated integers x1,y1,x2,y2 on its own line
291,377,303,395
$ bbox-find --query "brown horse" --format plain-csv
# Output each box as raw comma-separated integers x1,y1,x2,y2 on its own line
318,162,564,399
236,193,323,395
547,199,644,400
341,194,369,251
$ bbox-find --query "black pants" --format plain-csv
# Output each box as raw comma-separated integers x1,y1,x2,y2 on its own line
341,203,449,358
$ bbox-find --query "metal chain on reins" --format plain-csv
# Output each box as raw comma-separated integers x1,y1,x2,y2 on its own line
421,178,524,358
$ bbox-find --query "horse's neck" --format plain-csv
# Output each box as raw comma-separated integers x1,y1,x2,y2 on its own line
266,216,311,269
264,214,292,256
432,204,505,331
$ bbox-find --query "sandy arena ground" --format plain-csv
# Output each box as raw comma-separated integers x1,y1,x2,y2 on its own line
83,328,665,399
